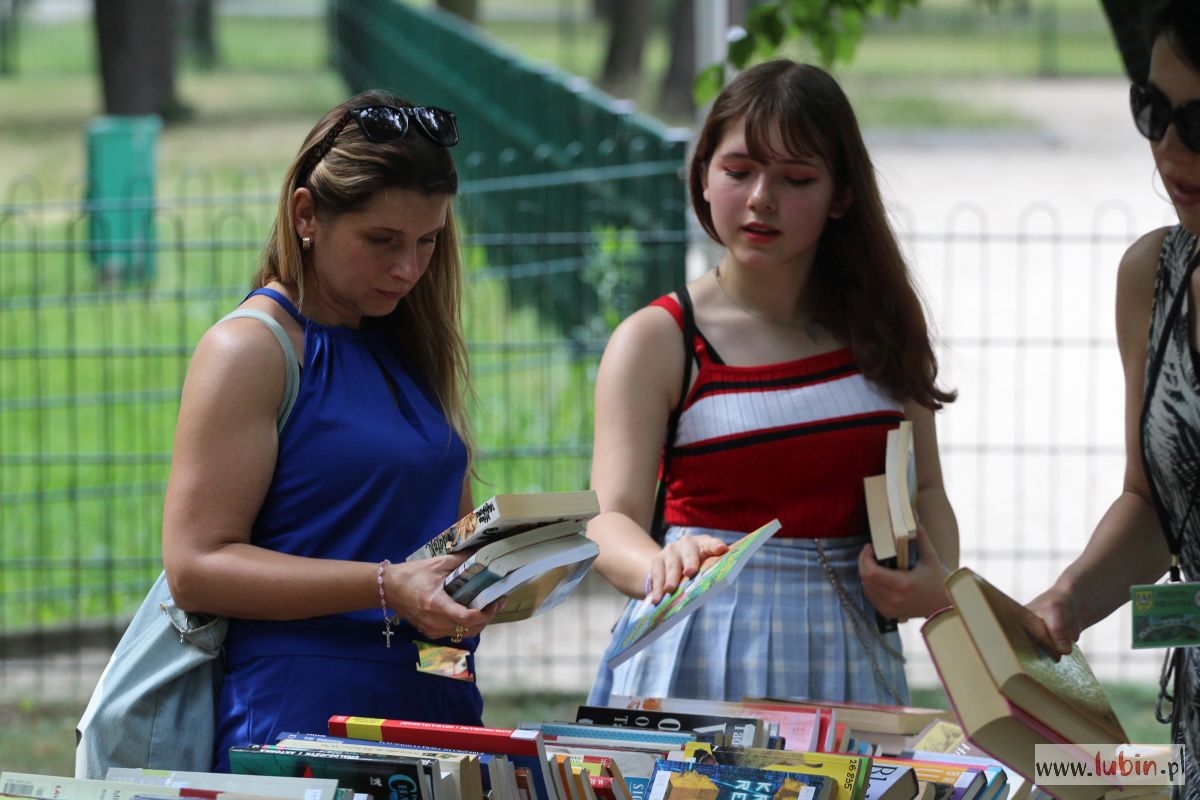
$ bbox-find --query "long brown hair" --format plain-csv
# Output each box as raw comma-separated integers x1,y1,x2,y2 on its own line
253,89,476,463
689,60,955,409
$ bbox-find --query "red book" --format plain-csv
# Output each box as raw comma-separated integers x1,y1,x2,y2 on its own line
327,715,555,800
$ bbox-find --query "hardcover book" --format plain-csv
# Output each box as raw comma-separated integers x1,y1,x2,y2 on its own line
605,519,781,670
407,491,599,561
921,607,1115,800
943,568,1129,746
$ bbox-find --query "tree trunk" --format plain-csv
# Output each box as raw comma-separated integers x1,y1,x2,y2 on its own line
435,0,479,23
94,0,186,119
598,0,652,100
188,0,218,70
658,0,695,121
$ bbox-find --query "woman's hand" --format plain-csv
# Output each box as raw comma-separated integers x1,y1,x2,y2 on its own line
384,555,500,640
644,534,729,604
1025,586,1080,659
859,523,951,621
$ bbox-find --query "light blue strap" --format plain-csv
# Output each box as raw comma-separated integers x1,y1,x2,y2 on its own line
216,308,300,432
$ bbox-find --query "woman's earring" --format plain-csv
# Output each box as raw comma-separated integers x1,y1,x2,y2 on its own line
301,236,313,251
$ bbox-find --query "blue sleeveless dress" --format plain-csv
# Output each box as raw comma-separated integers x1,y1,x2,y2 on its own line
212,288,480,772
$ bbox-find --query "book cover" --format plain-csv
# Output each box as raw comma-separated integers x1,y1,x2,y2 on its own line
525,721,697,750
407,491,599,560
450,533,600,612
443,522,590,595
575,705,764,749
698,747,868,800
605,519,781,670
0,775,182,800
864,762,919,800
921,608,1114,800
327,715,556,800
272,734,484,800
613,696,820,754
742,698,951,739
944,568,1129,746
544,743,664,782
872,758,983,800
101,769,340,800
883,423,916,569
227,744,435,800
647,759,831,800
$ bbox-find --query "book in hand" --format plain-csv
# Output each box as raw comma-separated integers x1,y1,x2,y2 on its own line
408,491,600,561
605,519,781,670
863,420,917,633
942,567,1129,747
921,607,1116,800
443,521,600,624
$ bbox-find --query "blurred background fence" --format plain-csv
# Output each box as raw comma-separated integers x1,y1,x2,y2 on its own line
0,0,1166,712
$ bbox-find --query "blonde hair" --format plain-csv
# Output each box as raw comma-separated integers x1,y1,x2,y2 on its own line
253,89,476,469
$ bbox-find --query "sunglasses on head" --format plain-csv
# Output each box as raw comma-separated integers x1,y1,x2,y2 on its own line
351,104,460,148
300,104,459,185
1130,82,1200,153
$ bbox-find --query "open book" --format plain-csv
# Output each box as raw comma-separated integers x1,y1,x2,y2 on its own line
605,519,781,670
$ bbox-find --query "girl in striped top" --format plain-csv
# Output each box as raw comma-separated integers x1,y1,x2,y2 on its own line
588,60,960,705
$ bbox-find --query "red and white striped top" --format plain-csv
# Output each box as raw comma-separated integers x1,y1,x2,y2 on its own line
653,294,906,539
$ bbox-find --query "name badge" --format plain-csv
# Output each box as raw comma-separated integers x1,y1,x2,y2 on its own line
1131,582,1200,648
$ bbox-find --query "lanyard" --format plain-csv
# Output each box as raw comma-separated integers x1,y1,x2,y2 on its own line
1139,245,1200,581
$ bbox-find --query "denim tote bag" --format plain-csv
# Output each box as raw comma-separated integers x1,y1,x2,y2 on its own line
74,571,227,777
74,307,299,778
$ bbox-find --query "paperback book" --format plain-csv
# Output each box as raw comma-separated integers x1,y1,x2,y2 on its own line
605,519,781,670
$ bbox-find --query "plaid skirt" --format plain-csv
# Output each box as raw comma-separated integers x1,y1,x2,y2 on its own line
588,527,909,706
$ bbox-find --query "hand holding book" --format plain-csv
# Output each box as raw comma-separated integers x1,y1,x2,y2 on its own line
859,523,952,622
644,532,730,604
380,553,501,642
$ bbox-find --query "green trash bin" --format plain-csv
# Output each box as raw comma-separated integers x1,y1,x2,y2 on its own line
87,115,160,286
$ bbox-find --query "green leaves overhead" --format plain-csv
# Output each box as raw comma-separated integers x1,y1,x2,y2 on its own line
697,0,921,103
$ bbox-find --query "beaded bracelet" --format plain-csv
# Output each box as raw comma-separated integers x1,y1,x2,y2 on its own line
377,559,396,648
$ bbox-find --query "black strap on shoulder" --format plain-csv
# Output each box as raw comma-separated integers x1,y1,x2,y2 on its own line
649,286,696,544
1140,248,1200,580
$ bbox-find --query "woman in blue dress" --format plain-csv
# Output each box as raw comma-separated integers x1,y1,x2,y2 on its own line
160,90,500,771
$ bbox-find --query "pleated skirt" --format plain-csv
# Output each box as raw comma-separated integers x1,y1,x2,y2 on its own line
588,527,909,706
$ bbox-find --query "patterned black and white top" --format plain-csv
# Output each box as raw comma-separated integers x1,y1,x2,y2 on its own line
1141,225,1200,799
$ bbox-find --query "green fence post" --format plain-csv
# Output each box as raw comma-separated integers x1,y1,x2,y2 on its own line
86,114,160,286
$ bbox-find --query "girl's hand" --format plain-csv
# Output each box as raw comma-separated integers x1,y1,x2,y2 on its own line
859,522,950,620
645,534,729,604
384,555,500,640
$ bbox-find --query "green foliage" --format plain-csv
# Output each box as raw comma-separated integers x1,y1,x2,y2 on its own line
698,0,922,103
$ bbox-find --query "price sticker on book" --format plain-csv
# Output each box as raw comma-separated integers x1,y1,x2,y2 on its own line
1131,583,1200,648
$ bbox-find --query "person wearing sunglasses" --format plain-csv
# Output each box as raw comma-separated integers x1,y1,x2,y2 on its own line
159,90,500,772
1027,0,1200,791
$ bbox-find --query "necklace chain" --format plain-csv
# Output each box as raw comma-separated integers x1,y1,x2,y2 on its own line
713,266,822,341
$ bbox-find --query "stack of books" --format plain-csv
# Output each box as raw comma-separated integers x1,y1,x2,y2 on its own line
408,491,601,624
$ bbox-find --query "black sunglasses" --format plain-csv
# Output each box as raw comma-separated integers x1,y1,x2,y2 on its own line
300,104,459,185
351,104,460,148
1130,82,1200,154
